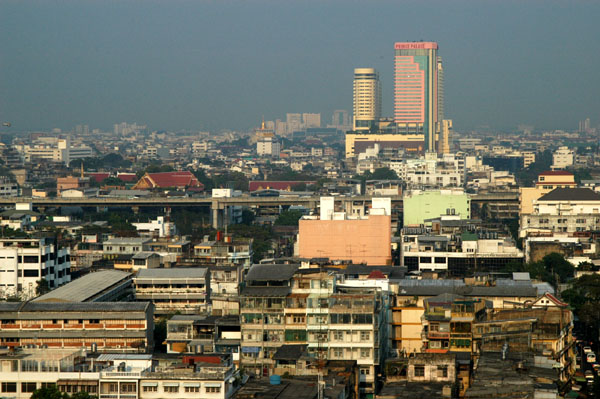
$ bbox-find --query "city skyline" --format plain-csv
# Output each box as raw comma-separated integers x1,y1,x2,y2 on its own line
1,1,600,133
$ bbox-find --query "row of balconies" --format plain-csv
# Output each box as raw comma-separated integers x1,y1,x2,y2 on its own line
2,323,146,329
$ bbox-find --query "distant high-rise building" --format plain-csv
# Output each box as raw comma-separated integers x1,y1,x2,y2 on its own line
302,113,321,128
579,118,591,133
286,113,302,135
394,42,443,152
353,68,381,131
331,110,350,127
439,119,452,154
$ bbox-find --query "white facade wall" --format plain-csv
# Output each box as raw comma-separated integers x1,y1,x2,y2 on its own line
0,239,71,299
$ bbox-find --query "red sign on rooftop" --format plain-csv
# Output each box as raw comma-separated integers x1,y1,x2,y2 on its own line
394,42,438,50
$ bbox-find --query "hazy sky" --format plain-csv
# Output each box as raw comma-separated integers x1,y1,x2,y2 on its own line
1,0,599,133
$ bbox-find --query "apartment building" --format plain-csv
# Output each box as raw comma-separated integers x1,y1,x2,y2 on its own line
0,302,154,352
0,177,19,197
403,190,470,226
0,237,71,299
520,171,576,215
165,315,241,366
389,278,539,355
114,252,161,272
472,293,575,381
297,197,392,266
132,216,177,238
139,355,239,399
193,236,252,268
551,146,574,170
209,265,242,316
134,268,210,316
240,263,387,396
400,223,523,276
520,188,600,238
103,238,152,259
0,348,239,399
421,294,487,354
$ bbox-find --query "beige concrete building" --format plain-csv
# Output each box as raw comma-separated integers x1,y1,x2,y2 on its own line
345,132,423,158
519,171,576,215
353,68,381,131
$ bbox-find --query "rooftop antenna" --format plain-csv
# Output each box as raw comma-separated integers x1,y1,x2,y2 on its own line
80,162,84,179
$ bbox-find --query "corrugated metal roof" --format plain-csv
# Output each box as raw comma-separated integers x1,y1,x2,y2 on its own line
33,270,132,302
245,264,300,281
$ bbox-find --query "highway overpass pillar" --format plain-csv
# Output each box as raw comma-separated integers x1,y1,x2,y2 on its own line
211,201,222,229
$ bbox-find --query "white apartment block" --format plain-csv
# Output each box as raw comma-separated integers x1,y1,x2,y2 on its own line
256,137,281,158
0,178,18,197
132,216,177,238
551,146,574,170
520,188,600,238
0,237,71,299
17,137,93,166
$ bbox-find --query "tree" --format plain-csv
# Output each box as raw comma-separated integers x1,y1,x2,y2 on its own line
31,386,96,399
100,177,126,187
274,210,303,226
560,274,600,342
35,279,50,296
355,167,399,182
541,252,574,285
154,316,168,353
31,386,66,399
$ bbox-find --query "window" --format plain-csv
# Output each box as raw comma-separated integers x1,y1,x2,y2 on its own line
333,348,344,358
184,386,200,393
206,386,221,393
330,314,351,324
143,386,157,392
360,348,370,358
120,383,136,393
360,368,370,376
333,331,344,341
23,269,39,277
352,314,373,324
163,386,179,393
22,383,37,393
437,365,448,378
23,256,39,263
360,331,370,341
2,382,17,393
414,365,425,377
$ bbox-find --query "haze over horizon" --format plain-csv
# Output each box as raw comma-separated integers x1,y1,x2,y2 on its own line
1,0,599,133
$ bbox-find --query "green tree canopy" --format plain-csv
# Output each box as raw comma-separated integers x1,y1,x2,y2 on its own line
357,167,399,181
274,210,303,226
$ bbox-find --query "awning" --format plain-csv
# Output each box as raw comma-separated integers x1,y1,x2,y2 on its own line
163,383,179,387
183,383,200,388
205,383,222,388
141,383,158,387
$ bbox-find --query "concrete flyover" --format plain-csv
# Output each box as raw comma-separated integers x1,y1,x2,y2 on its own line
0,192,518,208
0,192,519,228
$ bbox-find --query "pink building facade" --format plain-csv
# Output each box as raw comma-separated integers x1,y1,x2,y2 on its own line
298,215,392,266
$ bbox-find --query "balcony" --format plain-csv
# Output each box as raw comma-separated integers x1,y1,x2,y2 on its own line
100,370,144,378
428,331,450,339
